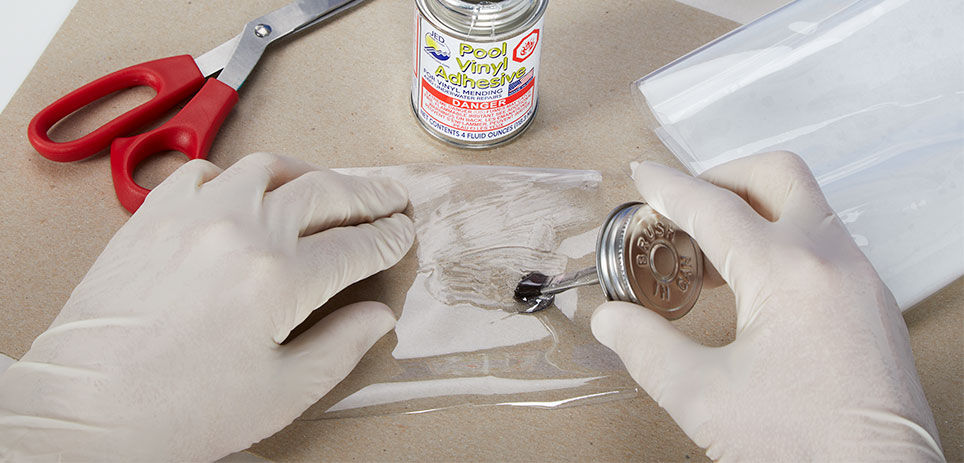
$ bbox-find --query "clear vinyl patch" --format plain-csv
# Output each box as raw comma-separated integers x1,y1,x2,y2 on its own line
302,165,638,418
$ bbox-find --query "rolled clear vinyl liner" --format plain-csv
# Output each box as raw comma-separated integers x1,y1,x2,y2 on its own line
299,165,637,418
634,0,964,310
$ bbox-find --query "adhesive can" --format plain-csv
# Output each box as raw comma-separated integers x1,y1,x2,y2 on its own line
412,0,548,148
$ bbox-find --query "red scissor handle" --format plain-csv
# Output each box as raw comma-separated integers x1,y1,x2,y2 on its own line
110,79,238,213
28,55,205,162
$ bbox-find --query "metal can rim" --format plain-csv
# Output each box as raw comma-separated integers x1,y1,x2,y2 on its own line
596,202,644,303
415,0,549,42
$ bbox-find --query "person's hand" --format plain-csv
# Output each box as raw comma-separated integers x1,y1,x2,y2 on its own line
591,152,944,461
0,153,414,461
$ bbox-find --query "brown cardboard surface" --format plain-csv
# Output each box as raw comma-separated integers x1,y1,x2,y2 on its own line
0,0,959,461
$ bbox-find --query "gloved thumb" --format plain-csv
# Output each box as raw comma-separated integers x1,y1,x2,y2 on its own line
283,301,397,399
592,301,712,432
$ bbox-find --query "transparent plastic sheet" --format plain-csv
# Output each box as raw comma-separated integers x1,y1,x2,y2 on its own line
300,164,637,419
634,0,964,309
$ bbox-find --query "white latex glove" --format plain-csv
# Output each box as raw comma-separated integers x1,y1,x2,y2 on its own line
0,153,414,461
592,152,944,461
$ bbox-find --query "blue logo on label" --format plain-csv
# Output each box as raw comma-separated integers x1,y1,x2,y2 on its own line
424,32,450,62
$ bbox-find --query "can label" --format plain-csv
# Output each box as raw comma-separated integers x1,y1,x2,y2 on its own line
412,10,543,144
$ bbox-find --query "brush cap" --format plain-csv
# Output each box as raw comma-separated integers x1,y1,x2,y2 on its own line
595,202,703,320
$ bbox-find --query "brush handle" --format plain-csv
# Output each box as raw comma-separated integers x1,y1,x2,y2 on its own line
541,266,600,295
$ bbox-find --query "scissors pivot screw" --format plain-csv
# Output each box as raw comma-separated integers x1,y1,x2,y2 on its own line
254,24,272,38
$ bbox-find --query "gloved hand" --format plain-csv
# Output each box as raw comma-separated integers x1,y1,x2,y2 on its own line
0,153,414,461
592,152,944,461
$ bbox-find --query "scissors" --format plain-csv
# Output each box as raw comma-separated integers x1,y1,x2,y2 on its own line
28,0,365,213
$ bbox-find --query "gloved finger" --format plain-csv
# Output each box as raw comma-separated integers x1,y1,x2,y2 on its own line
637,157,721,290
698,151,837,230
274,213,414,342
591,301,712,434
147,159,223,200
633,161,770,286
281,301,396,403
201,152,317,201
263,170,410,237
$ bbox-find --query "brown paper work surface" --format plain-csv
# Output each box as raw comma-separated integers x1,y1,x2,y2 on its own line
1,0,960,461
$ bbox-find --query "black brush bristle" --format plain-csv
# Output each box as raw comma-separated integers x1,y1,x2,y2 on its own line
514,272,549,301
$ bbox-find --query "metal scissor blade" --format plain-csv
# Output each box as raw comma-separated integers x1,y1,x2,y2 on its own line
288,0,366,39
216,0,364,90
194,34,242,77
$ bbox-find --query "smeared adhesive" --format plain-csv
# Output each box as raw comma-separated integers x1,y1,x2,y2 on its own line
406,166,599,309
322,164,632,416
339,164,600,358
